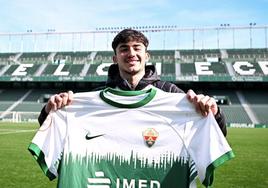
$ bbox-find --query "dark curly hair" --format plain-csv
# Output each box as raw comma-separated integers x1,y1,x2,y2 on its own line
112,29,149,53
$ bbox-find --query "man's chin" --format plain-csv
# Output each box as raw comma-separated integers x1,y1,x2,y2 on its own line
125,68,139,75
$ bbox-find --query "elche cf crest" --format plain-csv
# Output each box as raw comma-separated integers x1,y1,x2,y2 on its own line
142,128,159,147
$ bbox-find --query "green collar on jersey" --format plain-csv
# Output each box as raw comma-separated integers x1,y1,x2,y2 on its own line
99,87,157,108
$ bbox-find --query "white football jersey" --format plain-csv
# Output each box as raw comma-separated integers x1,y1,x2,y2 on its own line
29,86,234,188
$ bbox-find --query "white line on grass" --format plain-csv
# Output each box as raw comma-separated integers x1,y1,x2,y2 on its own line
0,129,37,135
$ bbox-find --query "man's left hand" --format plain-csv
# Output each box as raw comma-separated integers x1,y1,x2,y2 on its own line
186,89,218,116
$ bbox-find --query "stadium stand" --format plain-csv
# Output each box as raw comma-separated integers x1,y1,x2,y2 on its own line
241,90,268,104
0,53,18,63
240,90,268,124
0,88,63,121
18,52,51,63
221,105,252,124
226,48,268,60
148,50,175,63
0,48,267,125
41,64,85,76
178,49,221,63
197,87,268,125
2,64,40,76
53,51,94,64
95,51,114,63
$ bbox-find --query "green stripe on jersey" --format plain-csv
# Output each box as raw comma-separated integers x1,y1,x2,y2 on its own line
100,87,156,108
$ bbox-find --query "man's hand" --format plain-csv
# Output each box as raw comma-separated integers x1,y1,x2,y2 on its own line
186,89,218,116
45,91,74,113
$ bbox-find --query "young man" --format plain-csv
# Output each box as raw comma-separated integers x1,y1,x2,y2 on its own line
38,29,226,136
31,29,234,187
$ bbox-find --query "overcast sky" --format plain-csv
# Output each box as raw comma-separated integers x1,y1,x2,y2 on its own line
0,0,267,51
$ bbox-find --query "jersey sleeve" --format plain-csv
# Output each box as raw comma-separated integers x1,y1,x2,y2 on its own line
186,112,235,187
28,109,67,180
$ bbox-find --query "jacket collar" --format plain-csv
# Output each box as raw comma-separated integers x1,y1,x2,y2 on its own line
105,64,160,90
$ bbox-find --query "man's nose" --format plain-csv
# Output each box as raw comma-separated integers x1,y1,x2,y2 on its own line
128,47,136,56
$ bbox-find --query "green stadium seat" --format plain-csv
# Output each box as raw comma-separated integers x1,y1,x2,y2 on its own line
226,48,268,62
13,102,43,112
19,52,51,64
0,53,17,63
39,64,59,75
0,102,14,112
54,51,93,64
94,51,114,63
180,63,196,75
0,89,29,101
161,63,175,75
2,64,41,76
241,90,268,104
250,105,268,124
148,50,175,63
231,61,264,76
221,105,252,124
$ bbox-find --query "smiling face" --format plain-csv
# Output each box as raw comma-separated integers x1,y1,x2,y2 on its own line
113,41,150,78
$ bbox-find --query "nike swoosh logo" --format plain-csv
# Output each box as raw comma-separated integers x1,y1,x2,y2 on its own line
85,134,104,140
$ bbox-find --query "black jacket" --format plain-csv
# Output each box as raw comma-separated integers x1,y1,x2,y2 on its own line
106,64,182,92
38,64,227,136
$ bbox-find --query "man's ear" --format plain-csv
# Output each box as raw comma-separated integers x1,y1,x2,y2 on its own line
112,56,117,64
146,52,150,62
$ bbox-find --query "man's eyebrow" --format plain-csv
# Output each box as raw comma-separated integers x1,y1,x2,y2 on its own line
118,44,128,49
118,43,143,49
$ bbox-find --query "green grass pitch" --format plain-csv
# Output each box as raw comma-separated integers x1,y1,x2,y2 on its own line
0,122,267,188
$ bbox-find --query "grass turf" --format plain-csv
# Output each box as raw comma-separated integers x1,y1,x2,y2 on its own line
0,122,267,188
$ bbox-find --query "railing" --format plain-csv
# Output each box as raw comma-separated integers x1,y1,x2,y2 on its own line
0,25,268,52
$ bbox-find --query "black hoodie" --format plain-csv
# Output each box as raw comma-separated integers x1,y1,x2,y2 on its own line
106,64,183,92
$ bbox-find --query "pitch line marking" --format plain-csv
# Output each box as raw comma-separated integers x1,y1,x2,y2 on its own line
0,129,37,135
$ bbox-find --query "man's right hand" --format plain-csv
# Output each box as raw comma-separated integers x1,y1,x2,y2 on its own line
45,91,74,113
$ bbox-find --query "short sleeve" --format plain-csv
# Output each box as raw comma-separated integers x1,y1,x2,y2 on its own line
186,113,235,187
28,109,67,180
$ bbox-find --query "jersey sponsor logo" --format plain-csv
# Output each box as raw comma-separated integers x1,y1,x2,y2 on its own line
85,133,104,140
88,171,160,188
88,171,111,187
142,128,159,147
